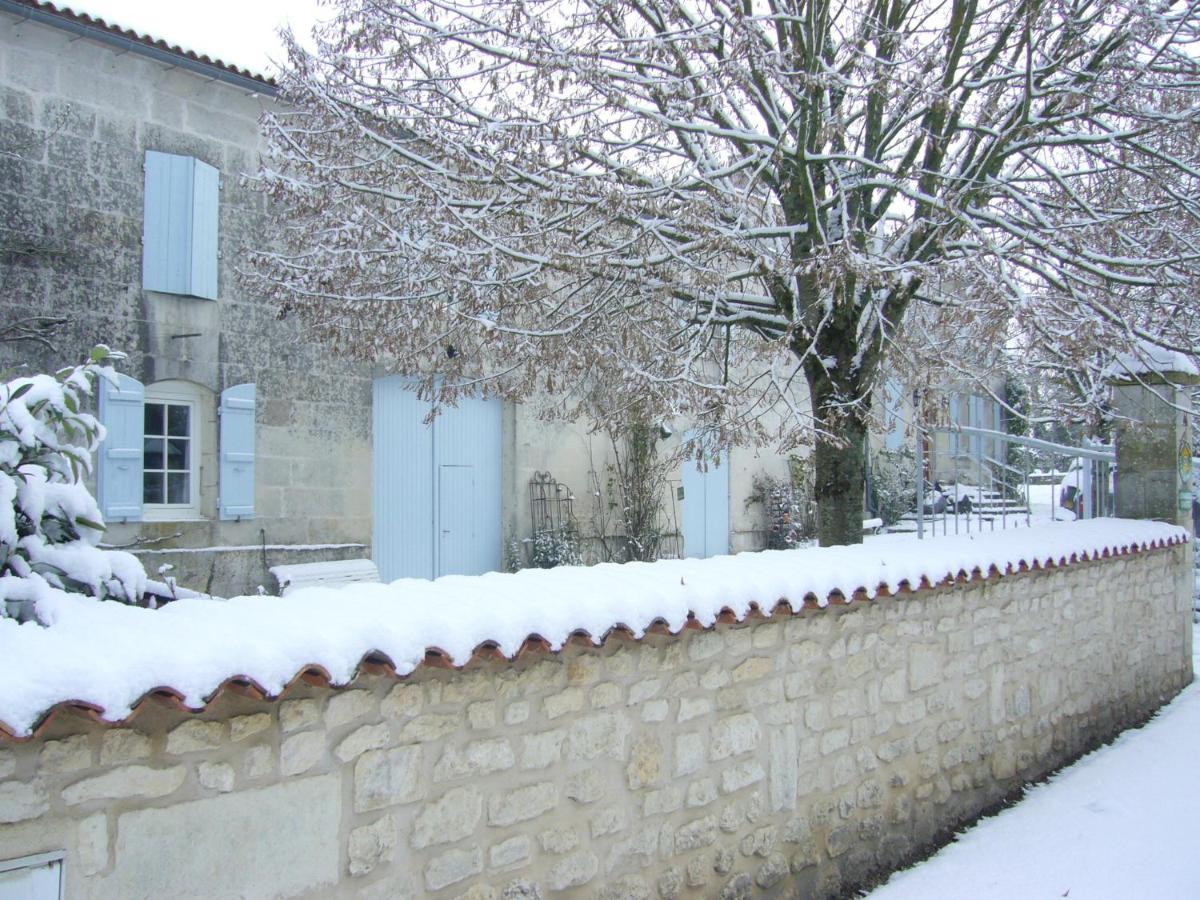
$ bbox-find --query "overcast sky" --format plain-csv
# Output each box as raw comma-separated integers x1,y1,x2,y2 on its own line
64,0,327,76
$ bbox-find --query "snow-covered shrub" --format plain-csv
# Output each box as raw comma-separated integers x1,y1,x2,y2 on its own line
529,524,582,569
873,449,917,527
747,465,815,550
0,348,146,622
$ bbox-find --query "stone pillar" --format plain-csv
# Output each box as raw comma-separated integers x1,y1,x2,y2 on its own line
1108,364,1198,531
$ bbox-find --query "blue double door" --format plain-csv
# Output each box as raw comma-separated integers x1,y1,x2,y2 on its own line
373,377,502,581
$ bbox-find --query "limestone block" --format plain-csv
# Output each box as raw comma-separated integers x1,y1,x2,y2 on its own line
539,827,579,854
565,769,606,804
543,687,584,720
91,775,340,899
592,681,624,710
755,854,789,888
412,786,482,848
40,735,92,773
641,700,670,722
354,746,423,812
643,785,684,816
501,880,544,900
548,851,599,891
675,815,718,851
600,876,651,900
166,720,225,754
567,654,601,684
504,701,531,725
198,761,235,793
100,729,152,765
78,812,109,876
674,732,705,777
732,657,774,683
741,826,776,857
0,779,49,823
520,730,566,770
399,713,462,743
711,713,761,761
487,782,557,826
381,684,423,719
230,713,272,742
468,701,497,729
434,738,515,780
678,696,713,722
565,713,629,761
280,698,322,733
701,666,730,690
658,868,684,899
325,690,377,728
0,749,13,779
720,760,766,794
489,835,532,870
349,815,397,877
281,730,326,776
908,643,943,691
687,630,723,661
591,805,627,838
819,728,850,755
768,725,799,813
425,847,483,892
626,735,664,790
666,672,699,696
628,678,662,705
63,765,186,805
243,744,274,779
686,778,717,808
336,723,391,763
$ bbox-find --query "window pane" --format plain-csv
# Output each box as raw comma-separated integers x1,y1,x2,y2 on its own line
144,403,164,436
166,438,189,471
167,472,190,504
167,404,190,437
143,471,164,504
144,438,164,471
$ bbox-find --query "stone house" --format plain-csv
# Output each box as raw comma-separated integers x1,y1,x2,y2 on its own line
0,0,812,597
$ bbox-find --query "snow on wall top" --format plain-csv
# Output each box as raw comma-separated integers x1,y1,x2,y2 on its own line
1106,341,1200,380
0,518,1187,739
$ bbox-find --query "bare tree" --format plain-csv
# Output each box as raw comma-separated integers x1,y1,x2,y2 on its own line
249,0,1200,545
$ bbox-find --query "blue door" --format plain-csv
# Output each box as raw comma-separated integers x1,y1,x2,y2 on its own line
682,441,729,558
373,377,501,580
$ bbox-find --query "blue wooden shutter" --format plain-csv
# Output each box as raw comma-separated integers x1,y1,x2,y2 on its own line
143,150,194,295
219,383,255,520
97,374,144,522
189,159,219,299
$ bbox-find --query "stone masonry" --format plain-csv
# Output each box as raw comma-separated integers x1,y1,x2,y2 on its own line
0,544,1192,898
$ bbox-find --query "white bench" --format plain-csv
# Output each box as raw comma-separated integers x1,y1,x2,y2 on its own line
270,559,381,595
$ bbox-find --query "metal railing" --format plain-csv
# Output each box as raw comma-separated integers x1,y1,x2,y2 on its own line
911,426,1115,539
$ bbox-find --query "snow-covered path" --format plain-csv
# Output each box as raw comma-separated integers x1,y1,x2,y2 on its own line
870,628,1199,899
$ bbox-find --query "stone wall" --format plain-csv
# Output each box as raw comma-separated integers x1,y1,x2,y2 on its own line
0,543,1191,898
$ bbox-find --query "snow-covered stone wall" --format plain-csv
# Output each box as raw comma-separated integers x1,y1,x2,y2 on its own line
0,542,1192,897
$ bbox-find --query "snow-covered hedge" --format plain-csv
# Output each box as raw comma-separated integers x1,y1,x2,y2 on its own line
0,348,146,622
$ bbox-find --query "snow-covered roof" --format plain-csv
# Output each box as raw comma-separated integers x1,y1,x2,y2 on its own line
0,518,1186,739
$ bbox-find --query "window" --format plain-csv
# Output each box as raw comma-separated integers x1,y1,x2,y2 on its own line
98,378,256,525
142,150,219,299
142,386,198,515
0,851,64,899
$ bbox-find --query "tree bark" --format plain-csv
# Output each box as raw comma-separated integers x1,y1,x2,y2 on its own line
812,414,868,546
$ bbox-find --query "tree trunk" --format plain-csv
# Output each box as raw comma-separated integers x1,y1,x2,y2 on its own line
812,415,868,546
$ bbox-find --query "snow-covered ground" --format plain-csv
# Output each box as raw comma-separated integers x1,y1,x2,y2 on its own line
869,623,1200,900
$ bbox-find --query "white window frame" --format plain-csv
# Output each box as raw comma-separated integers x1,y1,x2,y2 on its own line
0,850,65,899
142,381,203,522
